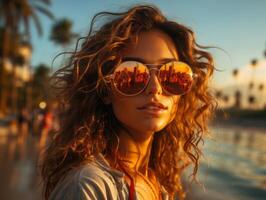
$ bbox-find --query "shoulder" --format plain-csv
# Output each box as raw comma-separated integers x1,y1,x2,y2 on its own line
49,160,120,200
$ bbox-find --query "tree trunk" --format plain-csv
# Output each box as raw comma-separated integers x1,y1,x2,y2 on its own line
0,28,11,114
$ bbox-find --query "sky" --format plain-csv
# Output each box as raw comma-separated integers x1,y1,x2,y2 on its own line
30,0,266,89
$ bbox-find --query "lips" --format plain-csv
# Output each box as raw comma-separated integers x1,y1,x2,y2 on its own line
137,102,168,110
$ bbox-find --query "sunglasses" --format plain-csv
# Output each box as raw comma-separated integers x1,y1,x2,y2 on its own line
106,60,195,96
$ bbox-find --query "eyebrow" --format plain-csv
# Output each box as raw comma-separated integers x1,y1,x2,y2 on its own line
122,56,178,64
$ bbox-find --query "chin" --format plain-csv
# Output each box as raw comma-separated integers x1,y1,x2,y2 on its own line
139,121,167,133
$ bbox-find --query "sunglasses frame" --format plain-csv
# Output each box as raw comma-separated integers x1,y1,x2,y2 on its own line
105,60,196,97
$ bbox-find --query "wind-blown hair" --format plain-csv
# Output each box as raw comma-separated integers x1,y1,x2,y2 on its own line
41,5,216,200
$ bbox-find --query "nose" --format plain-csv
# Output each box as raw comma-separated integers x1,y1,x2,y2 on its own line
144,71,163,95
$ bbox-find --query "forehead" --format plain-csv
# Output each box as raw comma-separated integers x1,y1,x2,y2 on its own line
122,30,179,63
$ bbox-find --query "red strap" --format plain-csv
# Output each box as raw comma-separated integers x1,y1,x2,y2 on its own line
129,179,135,200
118,161,135,200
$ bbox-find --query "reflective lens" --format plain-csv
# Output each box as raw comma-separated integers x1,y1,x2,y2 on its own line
112,61,193,96
113,61,149,95
159,62,193,95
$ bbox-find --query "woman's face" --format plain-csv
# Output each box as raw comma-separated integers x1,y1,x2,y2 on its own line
109,30,180,141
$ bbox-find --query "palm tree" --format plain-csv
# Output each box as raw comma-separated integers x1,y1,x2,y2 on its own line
234,90,241,109
50,18,78,47
0,0,54,113
258,84,264,91
232,69,239,78
247,58,258,109
215,90,223,99
249,82,254,90
0,0,54,38
223,95,229,107
251,59,257,66
250,59,257,80
248,95,256,109
264,41,266,58
232,69,241,109
31,63,52,107
250,59,257,89
258,83,264,109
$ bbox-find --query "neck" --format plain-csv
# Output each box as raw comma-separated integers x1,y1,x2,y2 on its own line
113,128,154,175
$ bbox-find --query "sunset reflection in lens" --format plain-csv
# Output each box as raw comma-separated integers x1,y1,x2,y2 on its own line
159,62,193,95
113,61,149,95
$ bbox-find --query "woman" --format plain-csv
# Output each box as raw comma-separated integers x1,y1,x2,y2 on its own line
41,5,216,200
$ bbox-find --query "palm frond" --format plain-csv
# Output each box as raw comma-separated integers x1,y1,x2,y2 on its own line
31,10,43,36
34,0,52,6
22,15,30,37
34,4,54,20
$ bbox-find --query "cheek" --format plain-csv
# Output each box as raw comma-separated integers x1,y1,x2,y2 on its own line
112,101,128,121
111,96,137,124
167,96,179,123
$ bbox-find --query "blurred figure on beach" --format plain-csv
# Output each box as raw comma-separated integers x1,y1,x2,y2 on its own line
39,106,53,150
17,107,30,137
16,107,30,159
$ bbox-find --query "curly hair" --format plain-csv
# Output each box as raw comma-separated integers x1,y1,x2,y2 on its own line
41,5,216,200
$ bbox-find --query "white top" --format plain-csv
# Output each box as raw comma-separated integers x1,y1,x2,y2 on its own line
49,153,170,200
